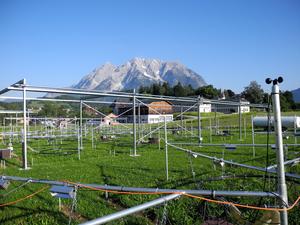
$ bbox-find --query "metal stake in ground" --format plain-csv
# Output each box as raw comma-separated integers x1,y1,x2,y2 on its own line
251,115,255,157
131,89,138,156
80,100,83,151
239,99,242,141
164,116,169,181
22,79,29,170
77,123,81,160
138,103,141,142
80,193,182,225
266,77,288,225
198,96,202,144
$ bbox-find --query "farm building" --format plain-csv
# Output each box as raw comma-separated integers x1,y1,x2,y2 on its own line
213,99,250,114
199,103,211,113
101,113,119,125
171,102,211,113
114,101,173,124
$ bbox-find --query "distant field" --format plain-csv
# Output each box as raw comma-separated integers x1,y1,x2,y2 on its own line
0,112,300,224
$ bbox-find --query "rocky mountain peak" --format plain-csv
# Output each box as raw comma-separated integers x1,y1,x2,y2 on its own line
73,58,207,92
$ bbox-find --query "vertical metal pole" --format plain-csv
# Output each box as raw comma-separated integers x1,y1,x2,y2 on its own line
209,117,212,143
244,117,247,139
10,116,13,142
138,103,141,142
251,115,255,157
22,84,28,169
158,126,161,150
214,107,217,134
60,124,63,145
132,89,137,156
3,117,5,144
164,116,168,181
198,96,202,144
44,117,46,135
27,110,30,137
294,115,297,145
92,125,94,149
16,113,18,142
272,83,288,225
80,100,83,151
180,105,183,135
184,120,187,138
77,122,80,160
239,101,242,140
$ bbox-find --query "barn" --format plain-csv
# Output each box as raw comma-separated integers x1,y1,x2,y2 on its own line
114,101,173,124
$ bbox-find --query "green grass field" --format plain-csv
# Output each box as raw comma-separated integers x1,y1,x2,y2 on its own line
1,112,300,224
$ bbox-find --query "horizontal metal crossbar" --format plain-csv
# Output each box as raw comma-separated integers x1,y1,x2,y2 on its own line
167,143,300,180
0,175,279,198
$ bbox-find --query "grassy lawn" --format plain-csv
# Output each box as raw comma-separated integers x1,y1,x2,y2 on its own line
0,112,300,224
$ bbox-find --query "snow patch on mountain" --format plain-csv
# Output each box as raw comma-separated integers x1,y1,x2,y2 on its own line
73,58,207,92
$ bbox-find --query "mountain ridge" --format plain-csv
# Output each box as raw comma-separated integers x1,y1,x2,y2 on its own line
72,58,207,92
292,88,300,103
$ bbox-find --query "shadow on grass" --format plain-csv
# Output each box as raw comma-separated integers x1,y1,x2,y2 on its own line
0,205,69,225
1,159,21,168
192,149,254,156
37,148,78,156
154,171,214,189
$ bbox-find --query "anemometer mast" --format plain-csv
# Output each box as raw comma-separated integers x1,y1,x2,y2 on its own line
266,76,288,225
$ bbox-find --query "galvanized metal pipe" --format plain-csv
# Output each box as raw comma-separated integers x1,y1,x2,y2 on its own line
91,124,94,149
77,123,81,160
132,89,137,156
80,193,182,225
138,103,141,141
168,142,300,147
209,117,212,143
5,84,268,107
267,157,300,170
251,115,256,157
80,100,83,151
7,86,198,103
198,96,202,144
239,101,242,140
272,83,288,225
164,116,169,181
137,124,164,143
167,142,300,180
0,175,280,197
22,81,28,170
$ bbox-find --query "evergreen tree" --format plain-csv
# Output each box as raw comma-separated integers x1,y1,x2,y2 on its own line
280,91,296,111
152,83,161,95
173,82,186,97
224,89,235,99
184,84,195,96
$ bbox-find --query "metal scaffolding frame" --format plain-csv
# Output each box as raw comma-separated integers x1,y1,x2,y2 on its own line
0,175,280,198
80,193,182,225
0,79,294,224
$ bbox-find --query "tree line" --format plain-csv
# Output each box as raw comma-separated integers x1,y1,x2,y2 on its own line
138,82,225,99
138,81,299,111
0,80,298,121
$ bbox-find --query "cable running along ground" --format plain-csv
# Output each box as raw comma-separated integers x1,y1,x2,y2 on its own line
0,185,48,207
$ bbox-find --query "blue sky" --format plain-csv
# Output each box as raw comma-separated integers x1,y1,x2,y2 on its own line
0,0,299,93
